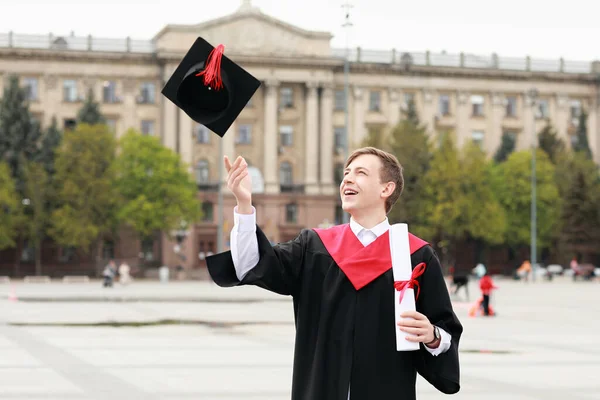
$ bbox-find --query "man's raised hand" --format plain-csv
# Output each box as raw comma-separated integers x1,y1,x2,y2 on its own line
224,156,253,213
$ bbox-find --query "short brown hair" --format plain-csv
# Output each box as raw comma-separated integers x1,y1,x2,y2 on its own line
344,147,404,214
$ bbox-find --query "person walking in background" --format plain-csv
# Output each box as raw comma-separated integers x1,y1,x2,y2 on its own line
479,272,498,316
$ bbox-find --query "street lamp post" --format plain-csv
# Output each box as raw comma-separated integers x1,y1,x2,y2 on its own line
528,88,539,282
341,1,353,225
217,136,224,253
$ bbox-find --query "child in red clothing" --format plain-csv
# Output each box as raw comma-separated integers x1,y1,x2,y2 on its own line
479,273,498,316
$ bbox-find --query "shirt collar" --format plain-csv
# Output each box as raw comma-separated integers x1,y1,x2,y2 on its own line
349,217,390,238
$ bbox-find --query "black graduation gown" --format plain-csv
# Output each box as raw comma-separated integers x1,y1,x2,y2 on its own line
206,224,462,400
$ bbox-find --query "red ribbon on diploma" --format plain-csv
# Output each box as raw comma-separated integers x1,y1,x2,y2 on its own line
393,262,426,304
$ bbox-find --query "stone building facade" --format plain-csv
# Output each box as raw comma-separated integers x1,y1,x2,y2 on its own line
1,1,599,276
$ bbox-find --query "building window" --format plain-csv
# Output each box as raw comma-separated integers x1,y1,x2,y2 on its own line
103,81,118,103
334,127,346,151
237,124,252,144
279,125,293,146
139,82,155,104
279,162,293,185
285,203,298,224
63,80,78,102
503,130,517,142
334,204,344,225
334,163,344,183
570,100,582,123
439,94,450,116
141,120,155,136
23,78,38,101
195,160,210,184
141,238,154,261
64,118,77,131
471,95,484,116
404,93,415,107
536,99,549,119
201,201,214,222
369,91,381,112
505,96,517,117
280,87,293,108
471,130,485,147
106,118,117,133
334,90,345,111
196,125,210,144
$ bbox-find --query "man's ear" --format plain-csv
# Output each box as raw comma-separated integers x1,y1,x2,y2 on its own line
381,181,396,199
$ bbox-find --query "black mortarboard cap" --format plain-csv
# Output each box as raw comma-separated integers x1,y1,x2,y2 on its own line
161,37,261,137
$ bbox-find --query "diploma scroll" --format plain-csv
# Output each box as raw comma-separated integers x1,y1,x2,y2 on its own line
389,223,420,352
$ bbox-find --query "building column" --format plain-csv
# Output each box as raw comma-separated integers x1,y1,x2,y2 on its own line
388,88,401,127
455,91,470,148
178,109,194,171
521,91,537,151
487,92,505,155
320,84,335,195
122,78,137,139
421,89,436,135
42,74,60,127
162,65,178,151
554,94,570,145
305,82,319,195
352,86,366,149
222,121,236,163
263,79,279,194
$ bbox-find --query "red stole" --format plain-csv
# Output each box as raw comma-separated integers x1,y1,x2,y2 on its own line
313,224,428,290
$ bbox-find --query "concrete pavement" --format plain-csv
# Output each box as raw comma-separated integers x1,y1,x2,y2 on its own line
0,276,598,399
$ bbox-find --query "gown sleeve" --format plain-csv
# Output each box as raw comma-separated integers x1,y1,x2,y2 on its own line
413,246,463,394
206,225,306,297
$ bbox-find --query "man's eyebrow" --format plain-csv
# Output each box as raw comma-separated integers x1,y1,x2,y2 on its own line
344,166,370,172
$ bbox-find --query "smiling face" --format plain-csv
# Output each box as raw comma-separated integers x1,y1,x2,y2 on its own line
340,153,395,218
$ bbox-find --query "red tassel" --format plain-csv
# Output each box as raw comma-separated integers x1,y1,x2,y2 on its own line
195,44,225,91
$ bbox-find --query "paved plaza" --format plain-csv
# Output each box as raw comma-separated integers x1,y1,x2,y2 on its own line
0,276,598,400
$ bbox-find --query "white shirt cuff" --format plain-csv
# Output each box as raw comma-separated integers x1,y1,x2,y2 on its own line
234,206,256,232
424,327,451,356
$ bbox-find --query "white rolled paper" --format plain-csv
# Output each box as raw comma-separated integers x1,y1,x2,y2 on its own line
389,223,420,351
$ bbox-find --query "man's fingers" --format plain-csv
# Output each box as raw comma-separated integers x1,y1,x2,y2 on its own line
404,334,427,343
397,319,425,328
232,170,248,187
228,164,247,188
224,156,232,172
401,311,425,320
398,326,423,335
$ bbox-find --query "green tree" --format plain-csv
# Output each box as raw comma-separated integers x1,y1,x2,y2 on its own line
37,116,63,177
459,142,506,246
554,152,600,262
492,150,560,252
0,162,20,250
114,129,201,241
572,109,593,160
493,132,516,163
386,109,432,228
49,124,118,271
76,89,106,125
0,74,43,195
538,122,565,164
415,133,463,258
361,126,387,149
405,96,420,125
22,162,52,275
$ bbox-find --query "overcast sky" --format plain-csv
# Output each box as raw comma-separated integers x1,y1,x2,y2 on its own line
1,0,598,61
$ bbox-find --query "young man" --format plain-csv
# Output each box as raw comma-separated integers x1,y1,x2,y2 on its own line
207,147,462,400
